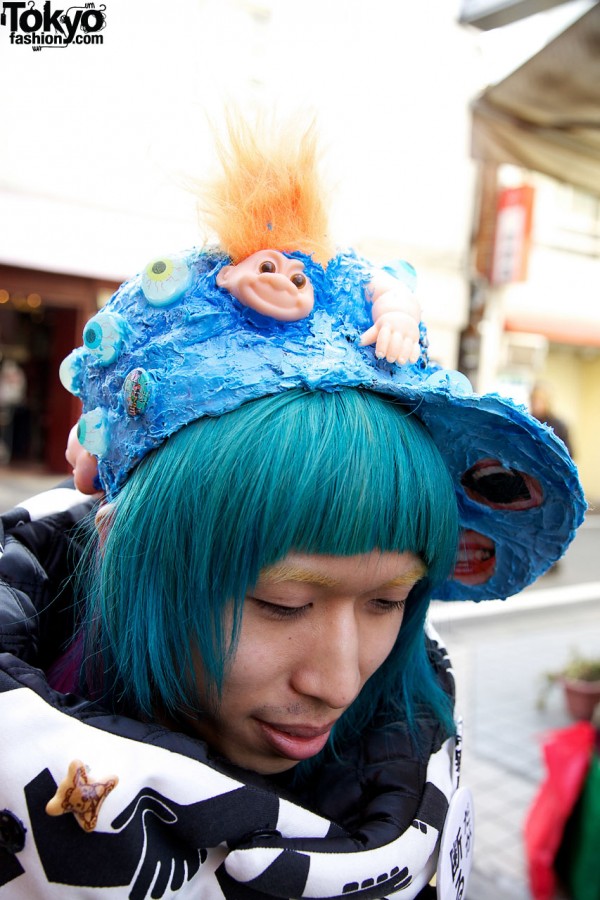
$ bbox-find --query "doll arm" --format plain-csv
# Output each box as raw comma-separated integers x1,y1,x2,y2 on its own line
360,271,422,365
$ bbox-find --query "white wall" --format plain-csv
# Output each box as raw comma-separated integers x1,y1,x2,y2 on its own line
0,0,481,361
3,1,586,366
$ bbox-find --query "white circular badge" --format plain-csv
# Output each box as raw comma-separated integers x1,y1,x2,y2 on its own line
436,786,474,900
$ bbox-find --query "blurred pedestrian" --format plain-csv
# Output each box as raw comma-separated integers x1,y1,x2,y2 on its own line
530,381,573,455
0,357,26,464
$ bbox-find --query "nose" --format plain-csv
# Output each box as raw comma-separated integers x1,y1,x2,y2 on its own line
261,273,297,294
289,608,363,710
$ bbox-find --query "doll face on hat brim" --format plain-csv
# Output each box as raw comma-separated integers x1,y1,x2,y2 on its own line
410,392,585,600
451,459,543,588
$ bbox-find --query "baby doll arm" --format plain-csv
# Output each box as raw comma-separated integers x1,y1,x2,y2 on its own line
360,271,422,365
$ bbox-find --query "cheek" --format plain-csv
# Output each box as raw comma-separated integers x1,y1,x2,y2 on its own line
361,616,404,679
222,621,287,695
296,281,314,310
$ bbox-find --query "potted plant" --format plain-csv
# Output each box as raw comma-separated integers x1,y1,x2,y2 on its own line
538,652,600,721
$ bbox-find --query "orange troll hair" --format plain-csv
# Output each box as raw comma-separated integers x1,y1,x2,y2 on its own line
200,115,335,267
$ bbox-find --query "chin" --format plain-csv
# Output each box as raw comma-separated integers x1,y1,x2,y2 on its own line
231,754,301,776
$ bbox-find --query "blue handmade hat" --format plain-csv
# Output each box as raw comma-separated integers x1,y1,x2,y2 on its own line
60,117,585,601
59,242,585,603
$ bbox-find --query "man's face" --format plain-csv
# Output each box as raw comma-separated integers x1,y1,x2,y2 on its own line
186,550,425,774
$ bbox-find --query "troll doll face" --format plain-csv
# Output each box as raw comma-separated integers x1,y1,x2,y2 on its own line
216,250,315,322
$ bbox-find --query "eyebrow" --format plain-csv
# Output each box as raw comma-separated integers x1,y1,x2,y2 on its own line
384,563,427,587
260,559,427,589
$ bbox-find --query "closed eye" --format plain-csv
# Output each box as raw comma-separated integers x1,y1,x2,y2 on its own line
368,598,407,614
251,598,311,620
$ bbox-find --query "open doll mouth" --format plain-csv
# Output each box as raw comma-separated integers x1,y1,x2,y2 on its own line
453,530,496,585
461,458,543,511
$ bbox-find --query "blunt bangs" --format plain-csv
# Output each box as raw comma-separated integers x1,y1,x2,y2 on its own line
218,389,457,587
87,388,459,720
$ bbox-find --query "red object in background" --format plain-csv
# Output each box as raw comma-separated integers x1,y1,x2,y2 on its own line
563,678,600,721
490,185,535,285
46,307,81,474
524,720,595,900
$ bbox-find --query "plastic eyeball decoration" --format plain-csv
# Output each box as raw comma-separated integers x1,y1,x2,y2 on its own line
141,256,191,307
123,367,151,416
426,369,473,396
83,311,128,366
77,408,109,457
59,349,84,397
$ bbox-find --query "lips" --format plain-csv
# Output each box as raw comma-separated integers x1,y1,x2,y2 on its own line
255,719,334,761
453,529,496,585
241,276,314,322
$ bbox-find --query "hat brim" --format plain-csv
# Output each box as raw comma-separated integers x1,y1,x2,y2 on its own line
377,379,586,600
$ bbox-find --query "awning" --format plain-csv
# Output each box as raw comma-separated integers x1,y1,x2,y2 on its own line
505,314,600,346
471,3,600,197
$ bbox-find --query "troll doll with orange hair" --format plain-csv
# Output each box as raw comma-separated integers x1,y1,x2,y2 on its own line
66,117,424,494
206,118,422,365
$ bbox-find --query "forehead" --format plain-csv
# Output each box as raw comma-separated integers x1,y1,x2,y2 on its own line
236,250,307,271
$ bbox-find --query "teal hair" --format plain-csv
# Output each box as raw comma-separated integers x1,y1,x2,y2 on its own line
81,388,459,748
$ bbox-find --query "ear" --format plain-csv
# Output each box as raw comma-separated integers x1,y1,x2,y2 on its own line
216,265,232,288
94,502,115,548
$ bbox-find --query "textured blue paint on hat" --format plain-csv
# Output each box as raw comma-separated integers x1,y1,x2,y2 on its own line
60,245,586,602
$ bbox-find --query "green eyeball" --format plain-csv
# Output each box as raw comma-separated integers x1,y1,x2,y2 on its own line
141,256,191,307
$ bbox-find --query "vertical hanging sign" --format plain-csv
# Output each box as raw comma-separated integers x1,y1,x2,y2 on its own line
490,185,535,285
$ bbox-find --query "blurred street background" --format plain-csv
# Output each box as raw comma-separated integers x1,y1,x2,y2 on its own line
432,513,600,899
1,1,600,897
